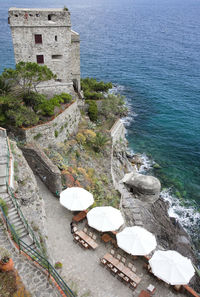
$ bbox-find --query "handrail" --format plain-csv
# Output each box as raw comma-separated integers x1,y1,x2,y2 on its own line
0,205,75,297
5,135,42,252
1,128,75,297
7,184,42,252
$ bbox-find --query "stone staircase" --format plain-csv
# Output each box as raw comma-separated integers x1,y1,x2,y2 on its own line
118,181,144,227
0,128,8,194
0,128,37,250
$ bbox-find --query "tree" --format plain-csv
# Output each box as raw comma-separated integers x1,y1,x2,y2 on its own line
2,62,56,94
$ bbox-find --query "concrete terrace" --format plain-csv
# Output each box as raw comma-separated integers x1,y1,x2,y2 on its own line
38,177,188,297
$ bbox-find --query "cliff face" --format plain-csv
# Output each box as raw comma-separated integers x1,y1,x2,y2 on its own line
111,133,200,291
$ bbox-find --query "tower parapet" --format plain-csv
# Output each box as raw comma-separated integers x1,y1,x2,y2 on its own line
8,7,80,96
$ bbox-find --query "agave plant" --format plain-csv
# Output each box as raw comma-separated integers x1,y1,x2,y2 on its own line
0,77,11,95
0,246,11,263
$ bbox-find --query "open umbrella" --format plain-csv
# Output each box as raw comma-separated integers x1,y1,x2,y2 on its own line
87,206,124,232
60,187,94,211
116,226,157,255
149,250,195,285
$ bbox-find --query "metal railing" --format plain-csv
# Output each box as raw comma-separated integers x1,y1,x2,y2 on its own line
0,205,75,297
7,184,42,252
1,129,75,297
5,134,42,252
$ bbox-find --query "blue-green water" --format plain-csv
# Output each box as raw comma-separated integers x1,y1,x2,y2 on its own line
0,0,199,253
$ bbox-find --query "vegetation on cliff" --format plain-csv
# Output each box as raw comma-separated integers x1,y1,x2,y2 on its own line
0,62,72,128
82,77,128,126
44,116,121,208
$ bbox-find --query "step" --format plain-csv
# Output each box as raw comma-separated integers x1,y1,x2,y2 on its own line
0,185,7,193
0,193,9,199
12,219,23,227
8,211,18,219
16,225,26,234
19,231,29,239
0,165,7,177
0,176,7,186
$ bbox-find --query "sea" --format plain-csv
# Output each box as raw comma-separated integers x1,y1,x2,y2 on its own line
0,0,199,260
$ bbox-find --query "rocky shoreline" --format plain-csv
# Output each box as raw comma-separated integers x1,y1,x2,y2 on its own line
111,136,200,292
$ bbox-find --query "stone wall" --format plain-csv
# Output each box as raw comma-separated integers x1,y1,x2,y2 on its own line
23,101,81,147
22,142,62,195
110,119,126,145
9,8,80,95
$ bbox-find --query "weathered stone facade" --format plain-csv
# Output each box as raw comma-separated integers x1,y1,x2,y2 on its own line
8,7,80,95
22,101,81,146
22,142,62,195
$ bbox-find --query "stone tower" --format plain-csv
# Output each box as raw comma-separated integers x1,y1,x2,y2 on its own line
8,7,80,96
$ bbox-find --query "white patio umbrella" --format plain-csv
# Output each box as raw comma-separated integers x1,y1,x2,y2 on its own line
149,250,195,285
116,226,157,256
60,187,94,211
87,206,124,232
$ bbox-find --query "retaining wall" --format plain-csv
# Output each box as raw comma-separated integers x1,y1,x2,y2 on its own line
23,100,81,147
22,142,62,195
110,119,126,145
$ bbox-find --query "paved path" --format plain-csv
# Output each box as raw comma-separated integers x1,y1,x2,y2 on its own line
37,177,186,297
0,220,60,297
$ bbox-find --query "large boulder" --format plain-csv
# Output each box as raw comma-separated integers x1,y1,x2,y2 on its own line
124,172,161,203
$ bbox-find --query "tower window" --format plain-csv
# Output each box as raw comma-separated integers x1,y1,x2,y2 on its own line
48,14,51,20
55,36,57,41
36,55,44,64
35,34,42,44
36,14,40,17
52,55,62,60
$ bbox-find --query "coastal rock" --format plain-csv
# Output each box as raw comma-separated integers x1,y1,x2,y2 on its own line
124,172,161,203
130,154,144,170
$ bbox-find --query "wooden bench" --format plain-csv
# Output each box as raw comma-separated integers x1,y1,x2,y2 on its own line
72,210,88,223
76,230,98,249
183,285,200,297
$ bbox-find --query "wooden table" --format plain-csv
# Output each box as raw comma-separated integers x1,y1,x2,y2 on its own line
122,266,141,284
72,211,88,223
76,230,98,249
103,253,120,267
101,233,112,243
138,290,150,297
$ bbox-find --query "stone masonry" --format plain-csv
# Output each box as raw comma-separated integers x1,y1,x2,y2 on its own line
22,142,62,195
23,101,81,146
8,7,81,96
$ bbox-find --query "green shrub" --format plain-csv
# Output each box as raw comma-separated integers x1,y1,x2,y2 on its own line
59,93,72,103
0,198,8,216
92,132,109,152
54,261,63,269
100,94,128,119
54,130,58,137
88,101,98,122
7,106,39,127
0,95,39,127
38,96,63,116
0,76,12,95
23,91,46,108
81,77,112,93
84,90,102,100
33,133,42,140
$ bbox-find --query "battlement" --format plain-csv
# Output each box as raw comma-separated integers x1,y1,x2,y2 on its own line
9,7,71,27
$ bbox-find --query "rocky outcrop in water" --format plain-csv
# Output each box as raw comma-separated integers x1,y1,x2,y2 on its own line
124,172,161,203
